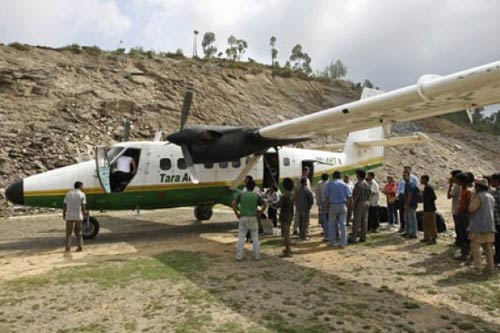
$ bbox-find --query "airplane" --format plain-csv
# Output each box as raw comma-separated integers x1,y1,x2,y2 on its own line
5,60,500,239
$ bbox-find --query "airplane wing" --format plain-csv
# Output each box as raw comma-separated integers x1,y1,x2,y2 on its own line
258,61,500,139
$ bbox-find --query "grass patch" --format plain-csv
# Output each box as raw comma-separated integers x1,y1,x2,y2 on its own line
2,251,208,293
260,238,283,248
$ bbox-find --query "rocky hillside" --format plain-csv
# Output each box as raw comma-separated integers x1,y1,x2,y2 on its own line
1,44,499,216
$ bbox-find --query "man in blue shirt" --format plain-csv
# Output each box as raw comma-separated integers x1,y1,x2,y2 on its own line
397,166,419,233
403,171,419,238
325,171,352,247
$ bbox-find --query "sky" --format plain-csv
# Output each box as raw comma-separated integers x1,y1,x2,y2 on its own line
1,0,500,91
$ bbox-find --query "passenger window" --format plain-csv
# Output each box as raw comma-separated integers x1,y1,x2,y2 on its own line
204,162,214,169
177,158,187,170
231,160,241,168
283,157,290,166
160,158,171,170
219,161,228,169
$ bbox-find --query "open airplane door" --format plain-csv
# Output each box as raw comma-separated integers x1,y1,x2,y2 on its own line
95,146,112,194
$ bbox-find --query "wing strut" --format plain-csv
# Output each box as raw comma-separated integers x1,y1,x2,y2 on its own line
230,154,262,190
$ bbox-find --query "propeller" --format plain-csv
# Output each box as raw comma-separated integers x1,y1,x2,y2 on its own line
177,82,198,183
180,82,193,130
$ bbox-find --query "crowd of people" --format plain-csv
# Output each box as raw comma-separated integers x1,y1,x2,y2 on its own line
231,167,500,276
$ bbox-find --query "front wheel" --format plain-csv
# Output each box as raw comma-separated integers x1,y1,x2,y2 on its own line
194,205,213,221
83,216,100,240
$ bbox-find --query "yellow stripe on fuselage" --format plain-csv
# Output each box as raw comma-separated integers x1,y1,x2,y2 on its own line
24,157,383,197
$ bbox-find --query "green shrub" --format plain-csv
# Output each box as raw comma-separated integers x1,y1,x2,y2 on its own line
8,42,30,51
82,45,101,55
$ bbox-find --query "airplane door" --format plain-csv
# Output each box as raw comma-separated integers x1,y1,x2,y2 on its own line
95,146,112,193
263,152,279,188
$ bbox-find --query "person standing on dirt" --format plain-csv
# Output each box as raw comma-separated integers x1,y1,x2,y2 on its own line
316,173,330,241
293,167,311,235
349,169,371,244
383,176,398,226
490,173,500,266
447,170,462,246
275,178,295,257
265,184,280,228
325,171,351,248
232,179,267,261
366,172,380,233
420,175,438,245
63,181,87,252
402,171,419,239
397,166,419,233
343,174,354,226
455,172,475,261
295,177,314,241
467,177,496,275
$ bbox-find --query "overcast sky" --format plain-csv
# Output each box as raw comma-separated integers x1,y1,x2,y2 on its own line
1,0,500,91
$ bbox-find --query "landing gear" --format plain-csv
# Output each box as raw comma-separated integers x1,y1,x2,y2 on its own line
194,205,213,221
83,216,100,240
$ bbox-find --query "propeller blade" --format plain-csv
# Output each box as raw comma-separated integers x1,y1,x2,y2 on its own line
181,145,199,184
180,82,194,131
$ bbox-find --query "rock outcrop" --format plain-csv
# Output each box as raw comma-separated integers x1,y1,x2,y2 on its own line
0,44,499,217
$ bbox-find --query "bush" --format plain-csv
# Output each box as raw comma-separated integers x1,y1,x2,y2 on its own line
8,42,30,51
59,43,82,54
128,47,144,57
113,48,126,55
82,45,101,55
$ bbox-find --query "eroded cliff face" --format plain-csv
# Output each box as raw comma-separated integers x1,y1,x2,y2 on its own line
1,44,499,216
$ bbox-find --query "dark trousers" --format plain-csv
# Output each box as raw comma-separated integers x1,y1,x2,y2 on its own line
268,207,277,227
368,206,379,231
495,228,500,264
387,203,398,225
457,213,470,258
297,210,310,240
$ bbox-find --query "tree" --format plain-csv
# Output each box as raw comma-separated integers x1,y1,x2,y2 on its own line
325,59,347,79
201,32,217,59
363,79,374,88
270,36,278,66
236,39,248,60
289,44,312,75
225,35,238,60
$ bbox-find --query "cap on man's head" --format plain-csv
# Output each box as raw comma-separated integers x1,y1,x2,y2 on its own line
474,177,489,188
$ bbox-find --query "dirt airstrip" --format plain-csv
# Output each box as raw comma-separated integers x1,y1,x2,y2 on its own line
0,192,499,333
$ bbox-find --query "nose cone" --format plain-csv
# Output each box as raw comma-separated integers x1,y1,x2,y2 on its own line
5,180,24,205
167,130,189,145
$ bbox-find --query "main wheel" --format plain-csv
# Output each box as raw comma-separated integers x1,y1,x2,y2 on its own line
83,216,100,240
194,205,213,221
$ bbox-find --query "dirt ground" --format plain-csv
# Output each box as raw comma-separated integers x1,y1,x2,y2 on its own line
0,191,499,333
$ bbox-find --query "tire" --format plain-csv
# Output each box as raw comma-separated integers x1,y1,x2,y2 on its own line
82,216,100,240
194,205,213,221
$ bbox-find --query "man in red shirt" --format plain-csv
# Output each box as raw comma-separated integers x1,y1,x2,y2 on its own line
383,176,398,226
456,172,475,261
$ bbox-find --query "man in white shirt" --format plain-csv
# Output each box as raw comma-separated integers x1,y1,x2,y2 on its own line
63,181,87,252
293,167,311,234
367,172,380,233
112,155,137,192
343,174,355,225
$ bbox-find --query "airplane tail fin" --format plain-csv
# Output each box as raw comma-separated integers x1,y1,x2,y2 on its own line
343,88,385,167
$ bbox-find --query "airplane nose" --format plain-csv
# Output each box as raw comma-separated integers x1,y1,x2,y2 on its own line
5,180,24,205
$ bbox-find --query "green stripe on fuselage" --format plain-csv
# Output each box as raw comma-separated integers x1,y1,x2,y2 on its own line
24,162,383,210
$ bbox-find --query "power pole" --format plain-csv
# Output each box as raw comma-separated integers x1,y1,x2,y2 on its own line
193,30,199,58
